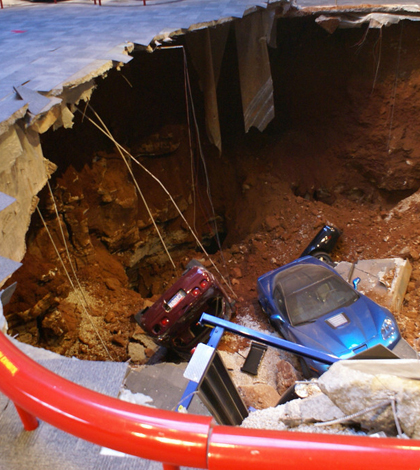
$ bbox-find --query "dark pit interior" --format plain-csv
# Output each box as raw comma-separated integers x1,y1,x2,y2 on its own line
5,16,420,361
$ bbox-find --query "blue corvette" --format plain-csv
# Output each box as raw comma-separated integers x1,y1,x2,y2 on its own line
257,256,406,377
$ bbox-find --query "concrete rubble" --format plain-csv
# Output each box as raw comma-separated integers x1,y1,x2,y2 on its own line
219,346,302,410
242,359,420,439
128,326,160,362
335,257,412,314
318,359,420,437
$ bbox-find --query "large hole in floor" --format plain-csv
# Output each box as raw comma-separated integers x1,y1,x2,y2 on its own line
4,17,420,367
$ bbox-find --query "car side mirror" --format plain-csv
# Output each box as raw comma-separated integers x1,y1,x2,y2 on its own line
270,314,284,330
353,277,361,290
270,314,284,322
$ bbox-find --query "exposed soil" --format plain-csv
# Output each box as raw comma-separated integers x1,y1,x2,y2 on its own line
4,17,420,362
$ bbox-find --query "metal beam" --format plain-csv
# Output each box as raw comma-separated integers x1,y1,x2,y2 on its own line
200,313,339,365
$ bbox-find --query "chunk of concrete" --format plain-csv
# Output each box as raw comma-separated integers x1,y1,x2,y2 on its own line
280,393,344,427
127,342,146,363
14,85,61,116
335,258,411,313
241,392,345,430
318,359,420,437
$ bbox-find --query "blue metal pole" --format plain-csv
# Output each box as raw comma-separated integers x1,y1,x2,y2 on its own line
200,313,338,365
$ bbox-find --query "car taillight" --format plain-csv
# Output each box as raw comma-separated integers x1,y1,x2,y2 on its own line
160,317,170,326
200,279,208,289
192,287,201,296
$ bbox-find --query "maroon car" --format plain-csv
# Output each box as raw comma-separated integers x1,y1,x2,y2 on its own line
134,261,234,356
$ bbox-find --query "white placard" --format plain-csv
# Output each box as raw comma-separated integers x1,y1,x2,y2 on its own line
183,343,215,383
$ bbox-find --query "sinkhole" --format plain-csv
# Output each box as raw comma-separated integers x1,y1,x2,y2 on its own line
4,16,420,363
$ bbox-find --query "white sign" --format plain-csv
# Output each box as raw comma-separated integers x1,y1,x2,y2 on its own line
183,343,215,383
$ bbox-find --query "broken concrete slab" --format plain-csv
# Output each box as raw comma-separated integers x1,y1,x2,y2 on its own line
316,11,420,32
0,99,27,138
56,59,114,93
242,358,420,438
285,392,345,426
0,283,17,309
318,359,420,437
127,342,147,363
14,85,62,117
392,337,419,359
335,358,420,380
235,10,275,132
0,124,57,264
186,24,230,153
335,258,411,314
241,390,346,431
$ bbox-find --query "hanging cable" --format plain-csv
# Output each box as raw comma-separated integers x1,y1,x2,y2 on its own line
156,44,229,266
371,28,382,94
46,181,99,323
182,47,198,235
36,203,114,361
181,47,231,286
80,104,176,271
386,22,404,154
75,105,237,299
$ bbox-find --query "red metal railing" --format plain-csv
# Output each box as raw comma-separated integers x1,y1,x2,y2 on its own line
1,329,420,470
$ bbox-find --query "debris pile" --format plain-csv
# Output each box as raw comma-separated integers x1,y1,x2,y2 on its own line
242,359,420,438
220,347,302,410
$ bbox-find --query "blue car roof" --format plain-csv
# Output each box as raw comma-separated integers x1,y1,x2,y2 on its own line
273,263,336,298
257,255,334,284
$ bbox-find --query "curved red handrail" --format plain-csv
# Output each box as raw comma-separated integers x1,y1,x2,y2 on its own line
208,425,420,470
0,332,212,468
1,330,420,470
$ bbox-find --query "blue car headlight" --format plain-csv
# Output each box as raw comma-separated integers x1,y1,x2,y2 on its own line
381,318,396,340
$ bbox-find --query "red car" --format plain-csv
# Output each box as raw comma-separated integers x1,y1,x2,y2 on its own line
134,261,234,356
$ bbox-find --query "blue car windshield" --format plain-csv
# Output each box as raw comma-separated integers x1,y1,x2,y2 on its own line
274,264,359,326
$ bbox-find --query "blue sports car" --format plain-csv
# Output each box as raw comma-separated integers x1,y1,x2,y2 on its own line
257,256,409,377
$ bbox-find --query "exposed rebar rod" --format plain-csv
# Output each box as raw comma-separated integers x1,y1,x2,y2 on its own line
315,399,392,428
